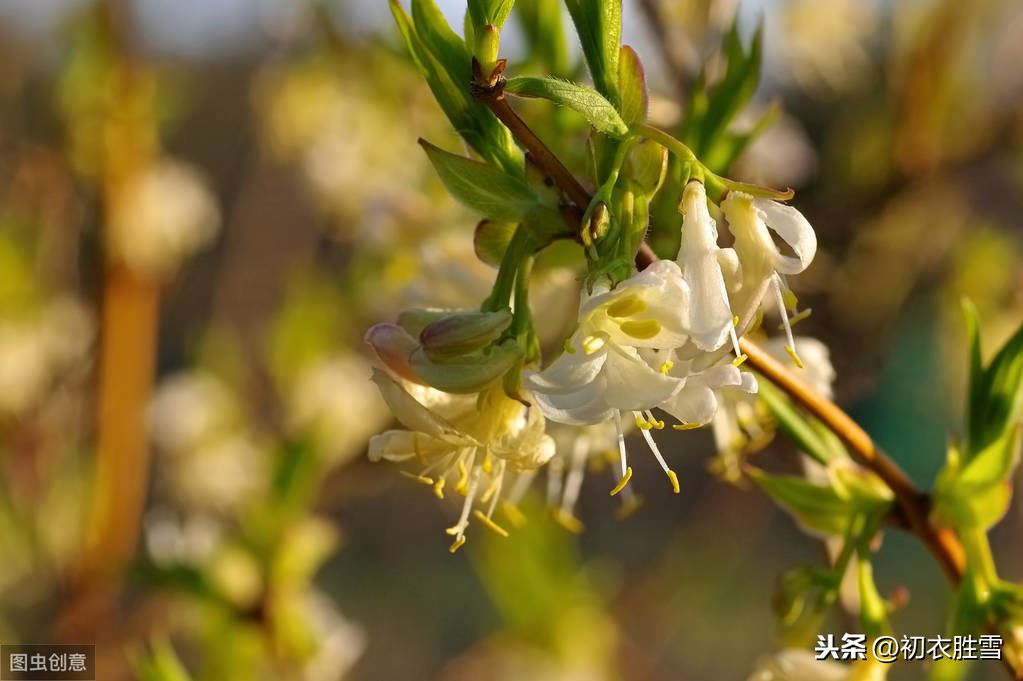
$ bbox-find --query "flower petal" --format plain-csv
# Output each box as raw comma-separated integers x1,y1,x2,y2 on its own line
369,369,474,445
601,345,683,411
754,199,817,275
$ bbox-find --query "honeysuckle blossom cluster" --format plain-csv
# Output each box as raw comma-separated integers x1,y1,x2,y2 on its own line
365,177,819,550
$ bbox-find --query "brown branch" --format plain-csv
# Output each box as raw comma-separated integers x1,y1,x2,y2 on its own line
473,66,969,586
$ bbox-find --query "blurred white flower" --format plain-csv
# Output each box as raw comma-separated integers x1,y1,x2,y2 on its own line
108,158,220,281
144,507,222,566
286,355,390,465
302,590,366,681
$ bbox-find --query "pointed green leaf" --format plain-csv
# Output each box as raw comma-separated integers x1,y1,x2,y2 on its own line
617,45,647,127
748,467,858,537
504,76,629,137
974,318,1023,454
564,0,621,106
963,299,984,448
756,378,840,466
935,428,1019,529
467,0,515,29
420,139,537,220
411,0,470,81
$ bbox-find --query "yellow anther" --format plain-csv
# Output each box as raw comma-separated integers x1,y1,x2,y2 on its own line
564,338,576,354
474,510,509,537
501,501,527,528
635,415,653,430
400,471,435,486
454,459,470,494
553,509,584,534
480,475,500,504
609,467,633,496
731,353,748,367
582,334,606,354
732,315,740,326
606,294,648,318
433,478,445,499
659,360,674,375
650,418,665,430
615,494,644,519
785,345,805,369
783,289,799,312
673,422,703,430
666,469,680,494
619,319,661,339
448,536,466,553
788,308,812,327
481,453,492,474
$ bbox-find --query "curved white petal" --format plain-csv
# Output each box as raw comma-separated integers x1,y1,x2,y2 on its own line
677,182,734,350
601,345,683,411
660,381,719,425
521,344,608,395
754,199,817,275
530,378,615,426
370,369,474,445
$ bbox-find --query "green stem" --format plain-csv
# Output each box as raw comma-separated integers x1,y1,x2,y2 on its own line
960,526,999,591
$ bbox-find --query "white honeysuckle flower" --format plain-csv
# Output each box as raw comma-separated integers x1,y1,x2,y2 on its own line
722,190,817,367
522,262,691,496
368,369,554,551
657,354,758,428
107,158,220,281
676,180,739,353
523,260,689,426
748,649,887,681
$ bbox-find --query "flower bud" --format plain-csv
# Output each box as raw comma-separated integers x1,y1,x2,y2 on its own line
364,323,421,383
419,308,512,360
410,338,521,393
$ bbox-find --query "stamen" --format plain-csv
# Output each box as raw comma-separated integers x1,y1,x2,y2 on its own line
582,334,606,354
613,410,628,478
446,459,480,539
788,308,812,327
619,319,661,339
638,422,680,494
433,477,446,499
559,437,588,519
673,422,703,430
481,452,492,474
448,536,466,553
564,338,576,354
501,501,527,527
659,360,674,374
606,294,647,318
644,410,665,429
400,471,435,486
782,289,799,312
473,510,509,537
728,324,744,363
731,353,748,367
454,455,472,495
553,508,584,533
609,467,633,496
773,275,798,364
635,414,653,430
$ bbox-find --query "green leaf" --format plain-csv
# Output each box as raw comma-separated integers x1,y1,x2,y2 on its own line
564,0,621,106
515,0,568,73
504,76,629,137
617,45,647,127
411,0,470,81
935,428,1019,530
420,139,538,220
972,318,1023,455
391,0,519,172
474,219,518,266
756,378,840,466
748,468,860,537
467,0,515,29
963,299,984,448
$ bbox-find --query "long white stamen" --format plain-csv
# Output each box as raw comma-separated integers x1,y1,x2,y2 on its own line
447,453,479,539
772,275,803,368
636,412,680,494
485,460,505,518
507,470,535,506
614,410,627,478
560,435,589,514
546,455,564,506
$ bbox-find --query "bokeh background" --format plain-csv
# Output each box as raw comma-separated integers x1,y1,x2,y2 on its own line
1,0,1022,679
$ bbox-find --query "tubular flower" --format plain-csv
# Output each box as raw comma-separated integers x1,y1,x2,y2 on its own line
675,180,739,353
721,191,817,367
367,370,554,551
